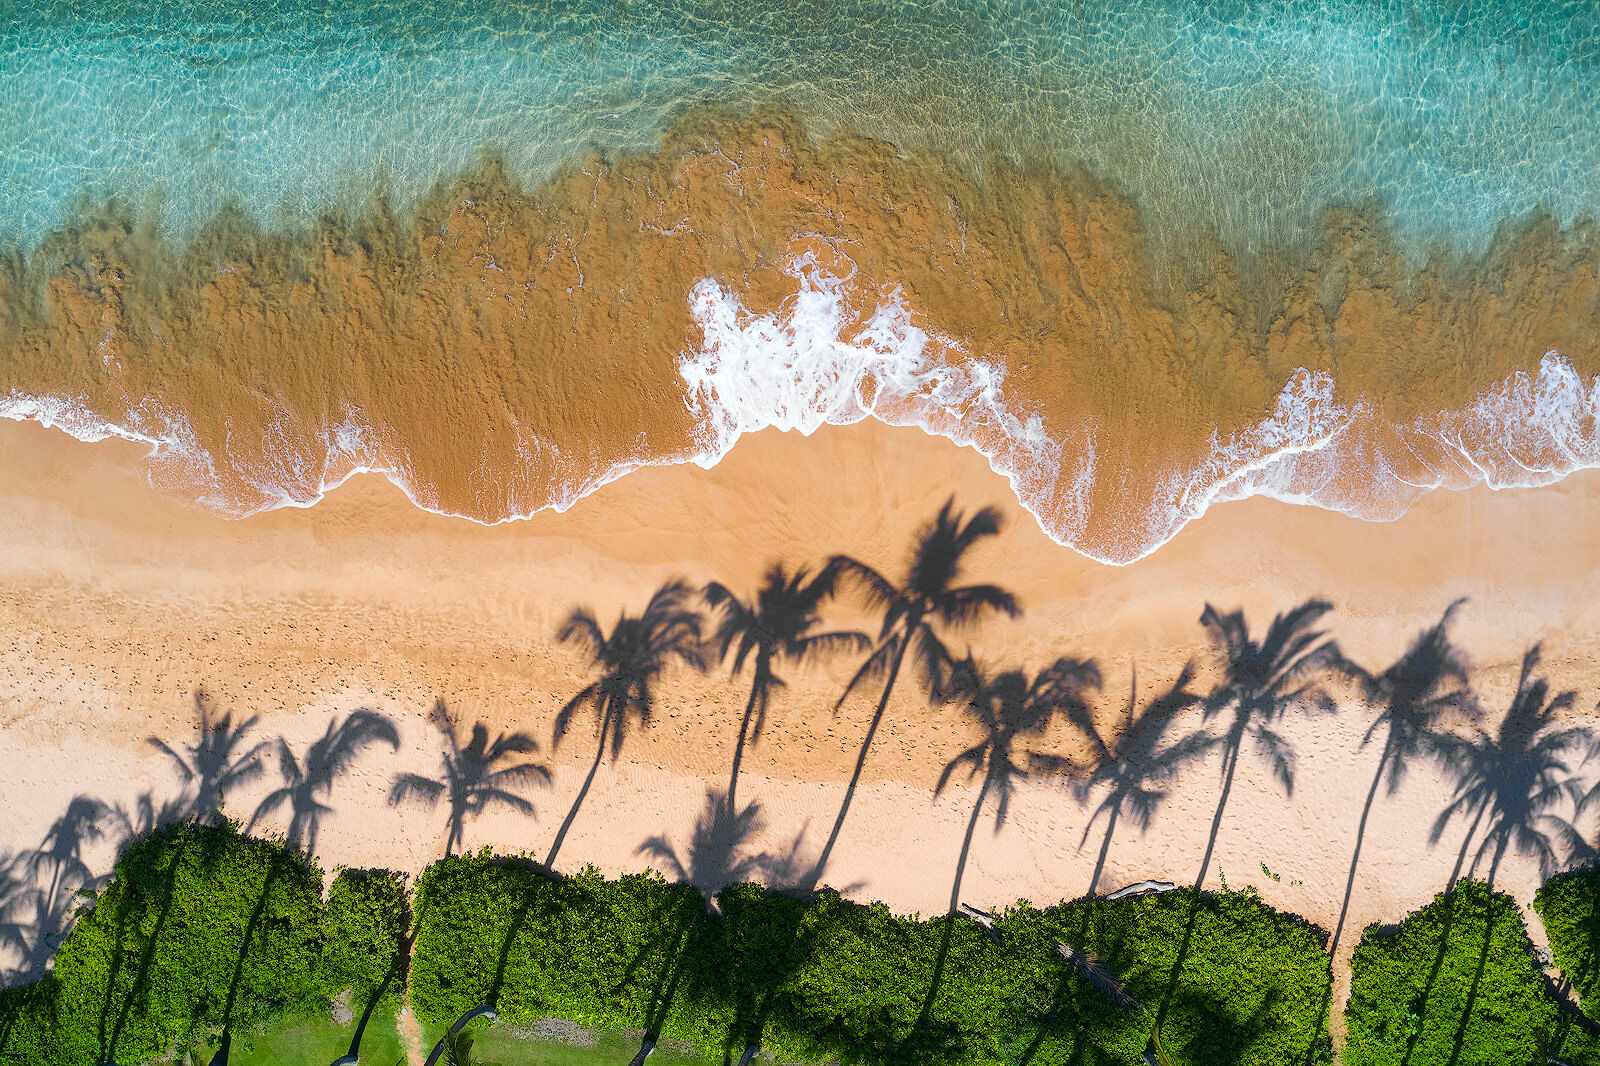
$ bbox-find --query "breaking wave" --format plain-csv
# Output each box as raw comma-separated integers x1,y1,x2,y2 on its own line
5,247,1597,566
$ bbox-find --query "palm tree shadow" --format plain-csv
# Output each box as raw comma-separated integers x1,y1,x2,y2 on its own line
149,689,268,826
609,887,705,1066
101,824,232,1066
806,498,1020,893
0,796,116,986
703,563,867,811
639,789,768,907
1299,600,1474,1063
248,710,399,858
718,886,822,1066
419,856,566,1066
635,788,849,1064
390,699,549,859
1075,662,1207,900
1418,645,1593,1066
1150,598,1351,1049
546,580,707,869
910,653,1100,1045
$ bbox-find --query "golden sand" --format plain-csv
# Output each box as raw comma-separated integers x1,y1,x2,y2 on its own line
2,414,1597,952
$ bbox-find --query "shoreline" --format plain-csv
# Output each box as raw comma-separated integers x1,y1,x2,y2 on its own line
3,414,1599,960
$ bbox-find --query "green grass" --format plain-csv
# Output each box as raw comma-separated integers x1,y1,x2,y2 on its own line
226,1009,406,1066
424,1017,714,1066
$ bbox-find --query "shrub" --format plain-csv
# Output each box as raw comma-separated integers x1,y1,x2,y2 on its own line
409,853,720,1036
320,867,410,1007
0,978,60,1065
21,822,326,1065
1345,881,1600,1066
1536,867,1600,1018
1017,886,1335,1065
409,855,1333,1065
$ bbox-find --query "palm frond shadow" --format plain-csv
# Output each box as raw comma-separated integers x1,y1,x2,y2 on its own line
148,689,267,827
249,709,399,859
546,580,707,869
909,653,1099,1044
390,699,548,859
704,562,867,811
1076,662,1207,899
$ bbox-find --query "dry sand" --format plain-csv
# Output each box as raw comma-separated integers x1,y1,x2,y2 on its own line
3,414,1599,1010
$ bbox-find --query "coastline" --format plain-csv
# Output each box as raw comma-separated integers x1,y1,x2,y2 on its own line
3,413,1599,955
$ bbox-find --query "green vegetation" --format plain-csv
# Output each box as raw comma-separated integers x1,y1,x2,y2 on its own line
320,867,410,1006
433,1020,713,1066
1536,866,1600,1019
225,1008,405,1066
408,852,1332,1065
0,824,408,1066
46,822,323,1065
1344,881,1600,1066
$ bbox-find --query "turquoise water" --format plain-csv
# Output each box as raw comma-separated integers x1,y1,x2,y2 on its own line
2,0,1597,258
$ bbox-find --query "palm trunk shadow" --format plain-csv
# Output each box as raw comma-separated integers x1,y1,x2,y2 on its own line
1398,806,1487,1066
1443,853,1506,1066
1015,967,1081,1066
1150,740,1241,1045
214,857,283,1057
545,725,609,869
422,862,558,1066
726,685,762,813
912,776,991,1040
804,649,904,893
1299,743,1391,1064
93,880,140,1061
1085,806,1119,901
332,892,417,1066
625,905,699,1066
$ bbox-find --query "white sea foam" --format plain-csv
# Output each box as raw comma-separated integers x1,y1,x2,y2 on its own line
679,249,1090,542
2,256,1598,566
676,256,1600,565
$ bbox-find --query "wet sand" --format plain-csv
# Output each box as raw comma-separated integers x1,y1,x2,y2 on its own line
3,112,1598,562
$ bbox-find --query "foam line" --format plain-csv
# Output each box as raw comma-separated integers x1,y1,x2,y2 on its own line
3,254,1598,566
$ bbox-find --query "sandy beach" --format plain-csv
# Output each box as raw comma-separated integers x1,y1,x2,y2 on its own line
3,413,1599,1007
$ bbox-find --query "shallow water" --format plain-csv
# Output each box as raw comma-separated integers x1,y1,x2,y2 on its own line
1,1,1597,563
7,0,1598,256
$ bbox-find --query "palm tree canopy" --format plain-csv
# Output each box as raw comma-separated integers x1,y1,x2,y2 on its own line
1432,645,1592,879
555,580,707,758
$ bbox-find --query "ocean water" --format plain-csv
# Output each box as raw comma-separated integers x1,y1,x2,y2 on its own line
1,0,1598,562
6,0,1599,256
